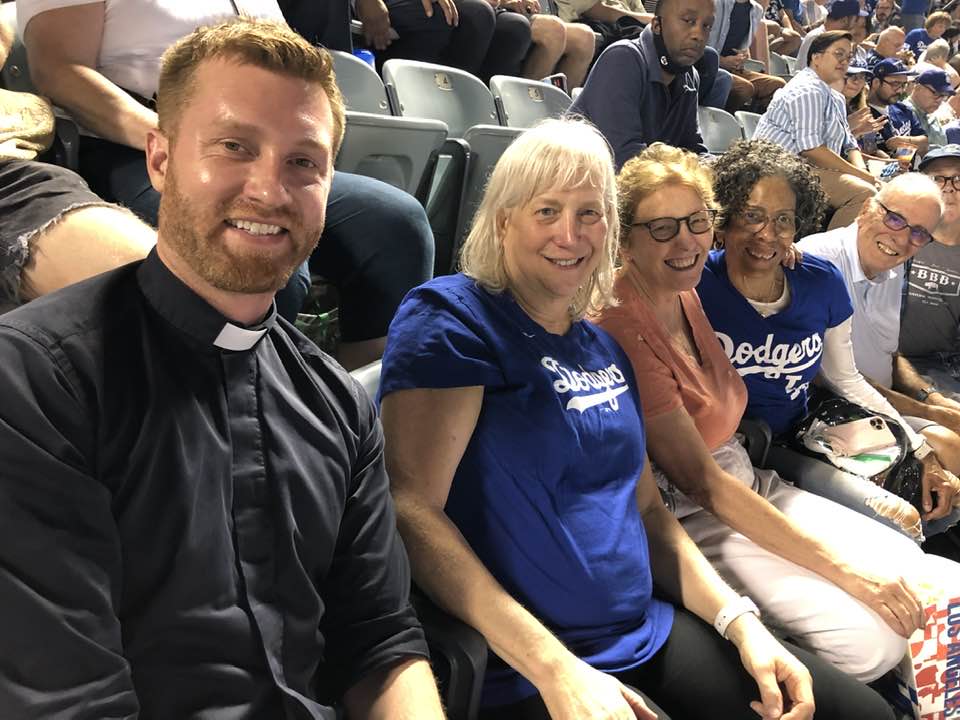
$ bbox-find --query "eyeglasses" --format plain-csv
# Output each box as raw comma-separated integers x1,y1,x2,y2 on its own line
630,209,717,242
875,200,934,246
829,49,853,62
881,78,911,92
932,174,960,191
736,208,798,238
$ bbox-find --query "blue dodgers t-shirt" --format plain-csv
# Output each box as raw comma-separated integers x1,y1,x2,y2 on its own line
380,273,673,707
697,250,853,436
905,28,933,58
886,102,925,141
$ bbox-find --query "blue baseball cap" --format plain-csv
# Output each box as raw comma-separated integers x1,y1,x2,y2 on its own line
872,58,918,81
919,144,960,170
846,61,873,77
916,69,956,95
827,0,861,18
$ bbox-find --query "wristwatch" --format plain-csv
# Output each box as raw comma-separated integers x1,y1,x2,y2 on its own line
917,385,939,402
915,442,934,462
714,596,761,639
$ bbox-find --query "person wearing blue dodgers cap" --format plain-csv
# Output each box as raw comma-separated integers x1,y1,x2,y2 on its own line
843,62,891,153
899,69,956,146
868,58,929,158
796,0,859,71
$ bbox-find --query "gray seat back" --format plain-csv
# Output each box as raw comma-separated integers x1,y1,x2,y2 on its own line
698,106,744,153
489,75,571,128
336,111,447,198
449,126,522,273
330,50,391,115
382,59,497,138
350,360,382,399
735,110,762,140
768,52,789,78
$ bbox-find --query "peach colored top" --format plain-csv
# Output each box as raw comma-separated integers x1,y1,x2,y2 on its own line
594,274,748,451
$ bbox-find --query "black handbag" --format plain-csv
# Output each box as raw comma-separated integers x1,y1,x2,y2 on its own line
788,396,924,512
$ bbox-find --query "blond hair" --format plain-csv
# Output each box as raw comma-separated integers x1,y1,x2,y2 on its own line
157,17,345,155
459,118,619,320
926,11,952,30
616,143,718,247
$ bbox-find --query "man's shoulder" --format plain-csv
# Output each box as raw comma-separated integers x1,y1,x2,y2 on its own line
797,226,852,264
595,37,649,68
0,262,141,356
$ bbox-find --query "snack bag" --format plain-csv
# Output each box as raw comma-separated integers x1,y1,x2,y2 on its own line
876,577,960,720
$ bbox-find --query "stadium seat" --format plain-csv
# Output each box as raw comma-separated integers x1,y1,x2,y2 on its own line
735,110,762,140
330,50,392,114
336,111,448,200
382,59,499,138
489,75,572,128
0,2,79,169
742,58,766,74
349,359,489,720
768,51,791,79
453,125,522,261
382,59,520,275
781,55,797,76
698,106,744,153
326,53,448,200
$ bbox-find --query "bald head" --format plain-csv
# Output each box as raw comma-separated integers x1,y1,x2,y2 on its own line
855,172,942,277
878,173,943,221
876,26,905,56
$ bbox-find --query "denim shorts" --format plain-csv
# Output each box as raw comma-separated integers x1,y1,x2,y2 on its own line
0,159,103,312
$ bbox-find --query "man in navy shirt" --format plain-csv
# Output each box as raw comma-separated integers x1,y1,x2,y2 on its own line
568,0,712,168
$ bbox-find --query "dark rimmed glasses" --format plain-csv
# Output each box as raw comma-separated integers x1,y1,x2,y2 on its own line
932,174,960,192
736,208,798,238
881,78,911,93
875,200,934,247
630,209,717,242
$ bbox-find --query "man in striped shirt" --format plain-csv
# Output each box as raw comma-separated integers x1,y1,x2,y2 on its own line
755,29,878,228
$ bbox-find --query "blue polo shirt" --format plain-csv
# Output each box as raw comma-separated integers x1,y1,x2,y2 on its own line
568,26,706,169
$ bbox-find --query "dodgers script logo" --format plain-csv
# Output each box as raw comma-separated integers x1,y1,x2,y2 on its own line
716,331,823,400
540,356,629,412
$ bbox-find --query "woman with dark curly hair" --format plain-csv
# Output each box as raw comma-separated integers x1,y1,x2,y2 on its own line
698,139,960,542
593,142,960,691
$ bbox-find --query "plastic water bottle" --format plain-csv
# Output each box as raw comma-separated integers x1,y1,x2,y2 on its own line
353,49,375,68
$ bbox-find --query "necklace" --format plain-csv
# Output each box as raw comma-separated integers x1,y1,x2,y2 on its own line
626,267,701,363
737,269,785,304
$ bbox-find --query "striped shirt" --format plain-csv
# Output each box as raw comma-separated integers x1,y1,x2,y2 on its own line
754,68,857,155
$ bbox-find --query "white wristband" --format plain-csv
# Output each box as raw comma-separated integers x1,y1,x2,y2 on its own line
714,596,760,639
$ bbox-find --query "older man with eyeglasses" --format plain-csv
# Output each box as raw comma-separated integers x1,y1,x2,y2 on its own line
900,69,955,147
798,172,960,537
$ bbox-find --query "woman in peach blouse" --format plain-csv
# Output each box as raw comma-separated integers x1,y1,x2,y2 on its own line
594,143,960,685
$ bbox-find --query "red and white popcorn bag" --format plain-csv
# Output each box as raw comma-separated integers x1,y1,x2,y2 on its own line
877,567,960,720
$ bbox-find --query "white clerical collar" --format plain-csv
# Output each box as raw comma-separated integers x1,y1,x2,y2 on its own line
213,322,270,351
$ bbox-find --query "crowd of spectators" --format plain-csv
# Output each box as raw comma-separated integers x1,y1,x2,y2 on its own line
8,0,960,716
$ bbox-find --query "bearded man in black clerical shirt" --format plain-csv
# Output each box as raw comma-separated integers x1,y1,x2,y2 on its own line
0,18,443,720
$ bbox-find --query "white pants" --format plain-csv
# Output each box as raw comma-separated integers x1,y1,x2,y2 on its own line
679,440,960,682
